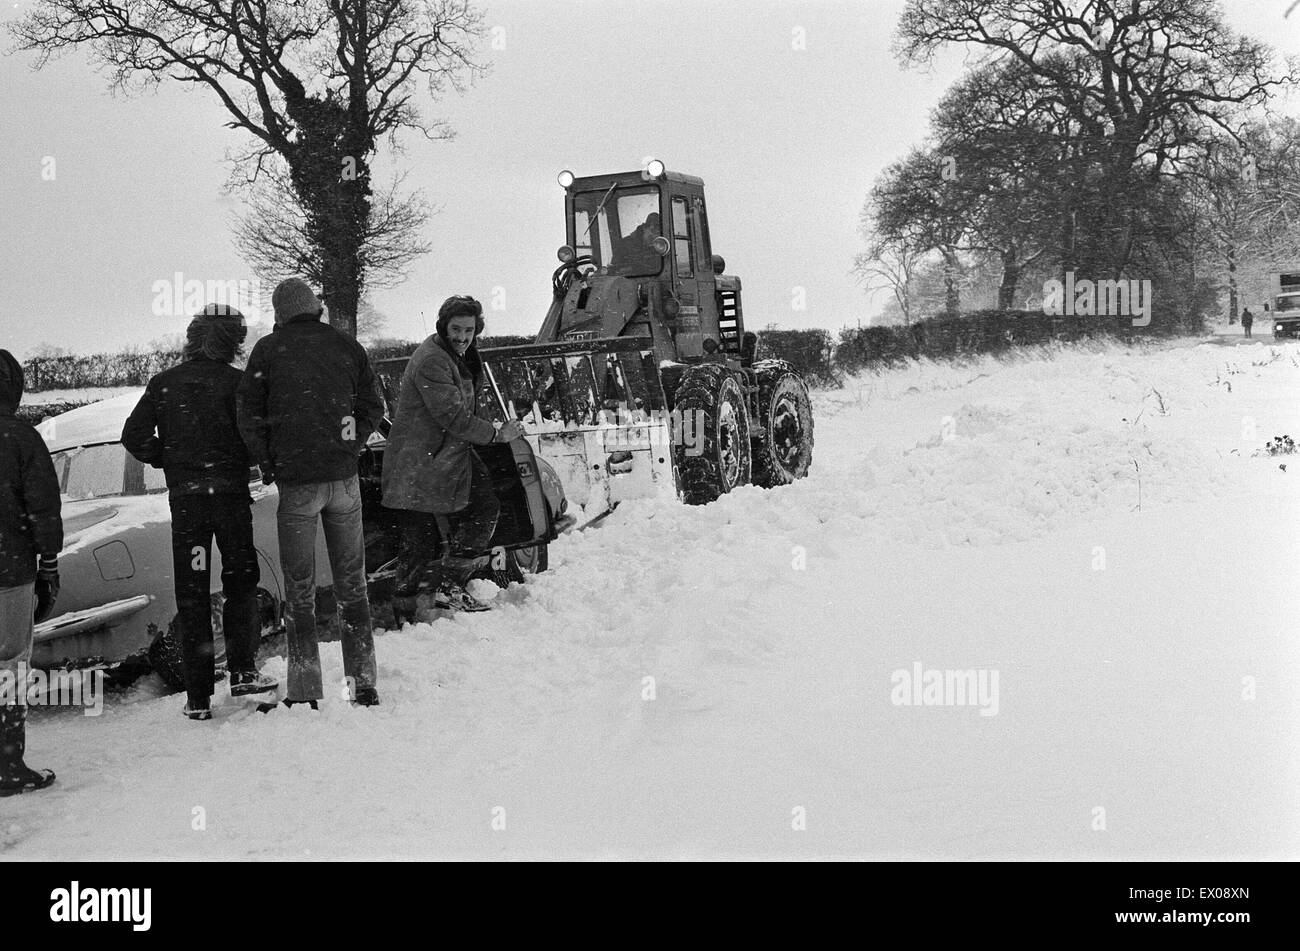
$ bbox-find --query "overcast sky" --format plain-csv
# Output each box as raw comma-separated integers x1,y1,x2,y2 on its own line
2,0,1299,360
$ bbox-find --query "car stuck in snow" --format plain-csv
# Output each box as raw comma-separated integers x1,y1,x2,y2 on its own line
30,389,571,687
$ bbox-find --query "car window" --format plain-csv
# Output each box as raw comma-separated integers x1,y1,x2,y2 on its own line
56,444,126,499
144,462,167,492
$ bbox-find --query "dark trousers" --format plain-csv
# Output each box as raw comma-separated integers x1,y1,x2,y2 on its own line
1243,320,1253,337
168,492,260,709
397,510,444,595
397,452,501,592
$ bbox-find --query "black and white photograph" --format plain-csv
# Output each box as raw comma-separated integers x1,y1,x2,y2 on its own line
0,0,1296,896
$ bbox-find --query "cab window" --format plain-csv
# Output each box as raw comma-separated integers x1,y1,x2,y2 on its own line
694,197,712,270
572,186,663,277
672,197,694,276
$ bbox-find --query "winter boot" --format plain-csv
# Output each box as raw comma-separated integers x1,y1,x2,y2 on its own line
229,669,279,697
390,594,420,626
351,685,380,707
436,581,491,613
0,704,56,796
181,702,212,721
282,698,319,711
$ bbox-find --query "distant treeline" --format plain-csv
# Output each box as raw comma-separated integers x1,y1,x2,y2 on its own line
763,304,1199,387
21,308,1200,413
21,336,537,393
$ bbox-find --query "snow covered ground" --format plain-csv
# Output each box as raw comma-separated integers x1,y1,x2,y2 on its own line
5,334,1299,860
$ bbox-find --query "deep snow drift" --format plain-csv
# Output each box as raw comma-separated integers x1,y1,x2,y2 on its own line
5,335,1298,859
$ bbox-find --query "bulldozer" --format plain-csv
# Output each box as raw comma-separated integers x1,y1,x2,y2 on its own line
475,159,815,528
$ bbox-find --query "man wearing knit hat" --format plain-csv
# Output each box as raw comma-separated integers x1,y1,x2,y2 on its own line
0,348,62,794
237,278,384,708
123,303,277,719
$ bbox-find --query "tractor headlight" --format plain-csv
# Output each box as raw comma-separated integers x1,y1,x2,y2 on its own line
645,158,666,179
651,235,671,256
557,245,576,263
557,169,575,189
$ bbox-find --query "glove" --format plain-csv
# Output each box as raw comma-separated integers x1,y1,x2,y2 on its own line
34,567,59,624
259,464,276,486
495,419,526,443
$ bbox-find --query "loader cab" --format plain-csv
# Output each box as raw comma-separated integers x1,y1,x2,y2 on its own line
551,161,741,367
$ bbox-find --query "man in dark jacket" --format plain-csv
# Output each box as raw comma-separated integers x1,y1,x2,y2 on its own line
382,296,523,612
122,305,276,720
237,278,384,707
0,349,62,795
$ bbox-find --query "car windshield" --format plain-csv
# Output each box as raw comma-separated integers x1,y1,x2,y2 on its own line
572,185,662,277
1277,295,1300,312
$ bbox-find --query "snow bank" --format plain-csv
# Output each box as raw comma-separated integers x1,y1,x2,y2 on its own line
5,335,1298,859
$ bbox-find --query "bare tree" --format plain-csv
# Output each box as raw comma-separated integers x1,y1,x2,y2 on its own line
854,238,924,324
929,60,1063,308
232,163,433,296
1193,119,1300,320
354,297,391,343
895,0,1297,279
11,0,484,337
867,148,969,316
24,342,73,360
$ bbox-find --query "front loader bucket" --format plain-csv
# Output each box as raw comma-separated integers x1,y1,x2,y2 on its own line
478,336,678,526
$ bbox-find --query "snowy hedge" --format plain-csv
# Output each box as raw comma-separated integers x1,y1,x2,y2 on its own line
834,309,1164,373
24,348,184,392
23,336,540,395
756,329,839,387
16,401,92,425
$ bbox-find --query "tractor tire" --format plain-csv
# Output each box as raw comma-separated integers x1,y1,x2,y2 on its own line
672,363,752,505
751,359,814,487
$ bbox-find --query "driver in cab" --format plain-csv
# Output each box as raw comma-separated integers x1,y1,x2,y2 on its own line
610,212,663,274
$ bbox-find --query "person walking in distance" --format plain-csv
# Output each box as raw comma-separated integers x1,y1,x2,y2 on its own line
237,279,385,708
1241,307,1254,338
122,305,277,719
0,349,62,793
